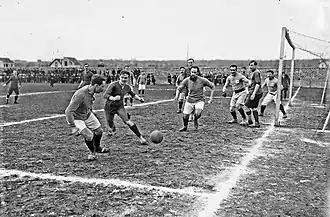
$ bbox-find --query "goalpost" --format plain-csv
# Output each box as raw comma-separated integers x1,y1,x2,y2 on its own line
275,27,330,131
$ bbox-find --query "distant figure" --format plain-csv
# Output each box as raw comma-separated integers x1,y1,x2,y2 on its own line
137,72,147,96
282,71,290,100
78,63,93,89
4,70,21,104
151,74,156,85
167,73,172,85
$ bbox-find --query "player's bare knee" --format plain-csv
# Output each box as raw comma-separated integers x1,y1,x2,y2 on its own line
229,107,235,112
80,128,93,141
94,127,103,135
195,109,202,118
125,120,134,127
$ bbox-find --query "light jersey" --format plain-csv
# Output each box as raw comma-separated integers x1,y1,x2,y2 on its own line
226,73,248,91
179,76,214,103
264,77,278,94
248,69,263,95
137,74,147,85
65,85,94,126
6,75,21,88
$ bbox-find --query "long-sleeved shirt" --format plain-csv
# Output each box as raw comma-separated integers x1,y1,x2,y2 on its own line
65,86,94,127
5,76,21,88
178,76,214,103
103,81,136,111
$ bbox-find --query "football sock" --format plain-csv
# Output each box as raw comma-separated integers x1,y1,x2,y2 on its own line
246,110,252,121
280,104,286,115
238,108,246,119
130,98,133,105
85,138,95,153
142,90,144,95
183,116,189,127
93,133,102,148
252,110,259,124
230,111,237,120
129,124,141,137
14,96,18,102
178,101,183,110
138,90,141,94
260,105,266,114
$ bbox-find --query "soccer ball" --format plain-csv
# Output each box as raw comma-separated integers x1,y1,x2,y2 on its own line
150,130,163,144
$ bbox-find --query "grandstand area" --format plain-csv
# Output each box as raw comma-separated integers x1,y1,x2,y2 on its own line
0,81,328,216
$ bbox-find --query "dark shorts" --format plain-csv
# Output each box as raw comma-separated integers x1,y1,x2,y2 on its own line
104,105,129,122
8,87,19,95
245,93,263,109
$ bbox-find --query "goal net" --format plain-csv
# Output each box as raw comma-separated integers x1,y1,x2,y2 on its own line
275,27,330,131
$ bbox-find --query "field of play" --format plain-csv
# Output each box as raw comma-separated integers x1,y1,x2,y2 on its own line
0,83,329,217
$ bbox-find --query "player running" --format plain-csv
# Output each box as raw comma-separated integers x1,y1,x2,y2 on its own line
65,74,109,161
4,70,21,104
175,66,188,113
103,70,148,145
78,63,94,89
222,64,251,125
175,66,215,131
259,70,287,118
123,65,136,106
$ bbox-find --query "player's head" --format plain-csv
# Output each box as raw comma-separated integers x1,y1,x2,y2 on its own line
119,70,130,83
187,58,194,67
180,66,185,73
241,66,246,71
91,74,106,93
229,65,238,76
124,65,130,70
190,66,200,81
84,63,89,69
13,70,18,76
249,60,257,71
266,70,275,79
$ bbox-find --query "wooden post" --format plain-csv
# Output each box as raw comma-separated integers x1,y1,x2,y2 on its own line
275,27,286,126
288,48,295,106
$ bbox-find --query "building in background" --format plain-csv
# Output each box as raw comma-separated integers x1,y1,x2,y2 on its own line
49,57,81,68
0,57,15,68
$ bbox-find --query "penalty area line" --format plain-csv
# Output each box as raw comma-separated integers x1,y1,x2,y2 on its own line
198,87,301,217
0,99,174,127
0,168,210,197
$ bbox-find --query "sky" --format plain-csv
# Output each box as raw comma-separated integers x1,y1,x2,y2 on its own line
0,0,329,61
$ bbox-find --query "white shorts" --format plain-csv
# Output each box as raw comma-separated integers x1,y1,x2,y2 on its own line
72,113,101,133
261,93,277,106
230,90,247,108
138,84,146,90
183,101,205,114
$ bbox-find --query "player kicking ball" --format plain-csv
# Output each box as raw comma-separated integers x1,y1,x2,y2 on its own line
103,70,148,145
3,70,21,104
65,74,109,161
222,64,251,125
259,70,287,118
175,66,215,131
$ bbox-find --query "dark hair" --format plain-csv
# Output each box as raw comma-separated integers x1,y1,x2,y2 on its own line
180,66,185,70
124,65,130,68
249,60,258,66
84,63,89,67
190,66,200,73
91,74,105,86
266,70,274,74
242,66,246,69
230,65,238,70
120,70,130,76
187,58,194,62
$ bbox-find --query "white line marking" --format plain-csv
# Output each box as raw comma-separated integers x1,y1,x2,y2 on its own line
300,138,330,147
0,169,210,197
0,105,11,108
316,129,330,133
0,90,75,98
198,87,300,217
0,99,174,127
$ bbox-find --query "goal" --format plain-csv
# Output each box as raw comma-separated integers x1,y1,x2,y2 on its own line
275,27,330,131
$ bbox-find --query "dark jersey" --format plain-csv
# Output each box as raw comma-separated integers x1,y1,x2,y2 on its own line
249,69,263,95
103,81,136,110
6,75,21,88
